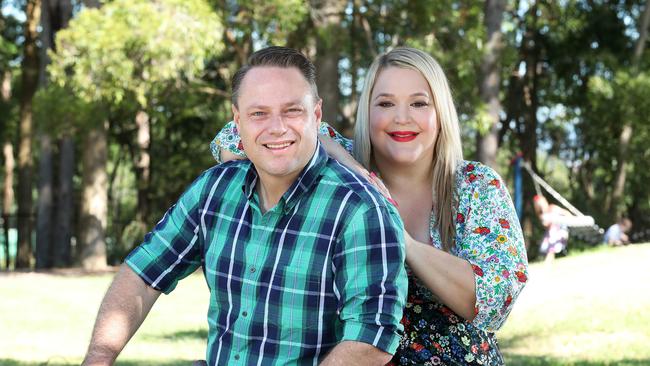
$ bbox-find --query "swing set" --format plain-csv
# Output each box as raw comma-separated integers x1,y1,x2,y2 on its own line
512,155,604,244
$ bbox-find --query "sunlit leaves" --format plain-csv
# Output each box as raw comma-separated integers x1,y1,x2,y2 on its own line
49,0,223,108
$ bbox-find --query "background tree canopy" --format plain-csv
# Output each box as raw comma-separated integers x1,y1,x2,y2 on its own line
1,0,649,269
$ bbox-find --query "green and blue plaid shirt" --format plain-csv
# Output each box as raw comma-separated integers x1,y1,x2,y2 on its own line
126,144,407,365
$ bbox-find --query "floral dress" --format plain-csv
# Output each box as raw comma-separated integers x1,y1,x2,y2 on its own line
211,122,529,365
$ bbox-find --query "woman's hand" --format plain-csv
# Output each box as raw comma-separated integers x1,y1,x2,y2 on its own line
318,135,395,205
220,148,247,163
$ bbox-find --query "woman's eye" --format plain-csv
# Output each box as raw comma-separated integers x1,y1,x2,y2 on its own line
377,101,394,108
412,101,429,108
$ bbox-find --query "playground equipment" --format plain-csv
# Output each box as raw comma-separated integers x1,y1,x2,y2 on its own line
512,156,604,244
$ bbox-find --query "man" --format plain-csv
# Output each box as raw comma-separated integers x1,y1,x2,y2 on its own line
82,46,407,365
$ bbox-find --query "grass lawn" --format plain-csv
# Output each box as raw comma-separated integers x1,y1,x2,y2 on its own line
1,244,649,365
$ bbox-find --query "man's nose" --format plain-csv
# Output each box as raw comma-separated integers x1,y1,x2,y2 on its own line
268,114,288,134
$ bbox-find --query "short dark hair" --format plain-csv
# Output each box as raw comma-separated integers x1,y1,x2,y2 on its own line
231,46,319,106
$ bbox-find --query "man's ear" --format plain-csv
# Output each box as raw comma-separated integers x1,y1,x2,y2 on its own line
232,104,240,127
314,98,323,125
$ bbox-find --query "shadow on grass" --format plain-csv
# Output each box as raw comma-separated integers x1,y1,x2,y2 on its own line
503,355,650,366
0,359,195,366
143,328,208,342
499,330,539,350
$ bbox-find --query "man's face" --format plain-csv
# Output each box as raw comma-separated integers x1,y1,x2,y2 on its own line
233,66,322,184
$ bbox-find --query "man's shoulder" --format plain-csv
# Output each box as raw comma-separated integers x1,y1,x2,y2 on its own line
194,160,250,191
316,158,390,210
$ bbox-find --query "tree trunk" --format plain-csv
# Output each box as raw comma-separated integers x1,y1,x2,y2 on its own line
16,0,42,269
35,0,53,269
608,0,650,217
309,0,346,128
81,0,101,8
52,135,74,267
135,110,150,224
2,70,10,101
2,70,13,270
476,0,506,169
35,0,74,269
76,0,106,271
79,122,108,270
3,143,15,269
35,134,53,269
517,2,541,254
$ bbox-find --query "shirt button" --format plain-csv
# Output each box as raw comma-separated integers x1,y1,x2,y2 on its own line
234,355,240,360
242,311,248,317
249,266,256,273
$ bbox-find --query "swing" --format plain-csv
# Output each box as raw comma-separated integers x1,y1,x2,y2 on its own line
513,157,604,244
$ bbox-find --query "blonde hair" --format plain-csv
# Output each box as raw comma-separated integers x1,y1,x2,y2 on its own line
353,47,463,251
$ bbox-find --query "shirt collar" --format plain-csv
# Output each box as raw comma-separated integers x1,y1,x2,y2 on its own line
242,141,328,212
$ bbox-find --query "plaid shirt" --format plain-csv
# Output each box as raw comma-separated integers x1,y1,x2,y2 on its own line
126,144,407,365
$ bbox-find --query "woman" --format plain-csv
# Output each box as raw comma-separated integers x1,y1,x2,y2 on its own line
211,47,528,365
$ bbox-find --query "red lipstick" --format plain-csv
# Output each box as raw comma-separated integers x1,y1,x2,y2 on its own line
388,131,418,142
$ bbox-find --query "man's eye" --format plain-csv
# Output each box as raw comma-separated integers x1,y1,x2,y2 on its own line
251,111,266,117
286,108,303,114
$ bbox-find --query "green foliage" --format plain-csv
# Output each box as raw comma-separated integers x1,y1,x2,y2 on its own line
49,0,224,107
5,0,650,262
228,0,308,45
33,84,101,135
0,11,21,69
585,69,650,221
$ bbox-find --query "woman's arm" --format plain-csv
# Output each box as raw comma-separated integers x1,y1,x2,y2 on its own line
404,232,477,321
209,121,394,199
210,121,246,164
210,121,354,164
403,162,528,330
453,163,528,331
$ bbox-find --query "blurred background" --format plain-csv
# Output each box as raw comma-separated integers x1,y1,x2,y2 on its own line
1,0,649,271
1,1,650,365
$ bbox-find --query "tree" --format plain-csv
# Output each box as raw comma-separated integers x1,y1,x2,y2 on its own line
309,0,347,126
1,70,14,269
1,0,20,269
49,0,224,268
16,0,42,269
476,0,506,168
607,0,650,218
35,0,73,269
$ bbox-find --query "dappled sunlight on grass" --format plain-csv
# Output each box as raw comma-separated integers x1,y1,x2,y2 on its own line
0,269,209,364
497,244,650,365
2,244,649,365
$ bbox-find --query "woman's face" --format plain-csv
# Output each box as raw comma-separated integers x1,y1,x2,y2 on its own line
369,66,439,168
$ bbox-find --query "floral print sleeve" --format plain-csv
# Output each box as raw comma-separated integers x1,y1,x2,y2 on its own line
209,120,352,163
210,121,245,163
453,161,529,332
318,122,354,154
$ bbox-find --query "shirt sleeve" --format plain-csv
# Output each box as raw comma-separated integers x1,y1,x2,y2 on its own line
210,121,246,163
126,170,211,294
332,201,408,355
210,121,352,163
454,162,529,331
318,122,354,154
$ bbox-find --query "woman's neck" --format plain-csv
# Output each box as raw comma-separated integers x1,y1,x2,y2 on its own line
374,156,434,194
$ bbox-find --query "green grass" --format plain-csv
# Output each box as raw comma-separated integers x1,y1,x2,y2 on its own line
497,243,650,365
1,244,649,365
0,269,209,365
